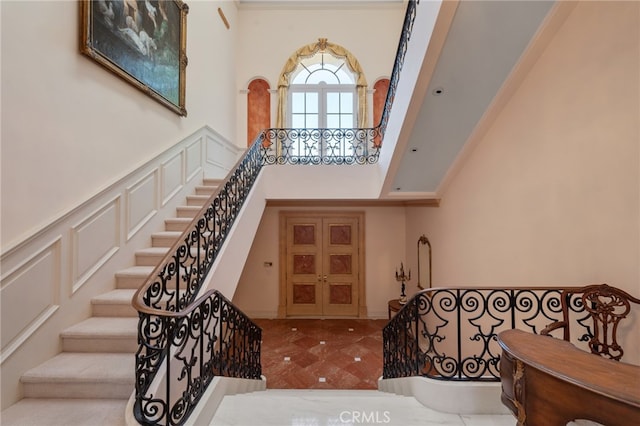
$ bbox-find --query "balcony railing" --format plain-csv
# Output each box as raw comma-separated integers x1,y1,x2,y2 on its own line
382,286,596,381
132,1,421,425
260,127,381,165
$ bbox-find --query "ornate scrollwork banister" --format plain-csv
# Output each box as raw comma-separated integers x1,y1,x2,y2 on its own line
383,286,590,381
133,1,422,424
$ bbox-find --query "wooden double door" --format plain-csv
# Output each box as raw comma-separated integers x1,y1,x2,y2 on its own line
280,212,365,317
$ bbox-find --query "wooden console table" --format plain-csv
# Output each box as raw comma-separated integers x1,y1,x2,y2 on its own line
497,329,640,426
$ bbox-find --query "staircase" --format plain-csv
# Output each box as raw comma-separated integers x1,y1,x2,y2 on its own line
0,178,222,426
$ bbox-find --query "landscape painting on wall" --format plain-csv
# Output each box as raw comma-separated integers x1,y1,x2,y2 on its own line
80,0,188,116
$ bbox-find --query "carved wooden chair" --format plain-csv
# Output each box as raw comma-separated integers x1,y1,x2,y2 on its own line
541,284,640,361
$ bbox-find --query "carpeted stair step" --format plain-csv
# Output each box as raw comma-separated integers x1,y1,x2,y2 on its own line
91,289,136,317
164,217,193,232
135,247,170,266
21,353,135,399
115,266,154,289
0,398,128,426
176,205,203,218
195,185,218,196
61,317,138,352
187,194,211,206
202,178,223,187
151,230,183,247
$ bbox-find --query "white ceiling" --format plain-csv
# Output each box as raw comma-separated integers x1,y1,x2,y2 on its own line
238,0,556,196
236,0,404,10
391,0,555,194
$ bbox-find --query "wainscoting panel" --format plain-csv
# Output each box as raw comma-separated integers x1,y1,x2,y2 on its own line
0,125,240,407
161,151,184,207
127,170,159,241
71,196,121,294
0,237,61,362
205,128,242,178
186,138,203,182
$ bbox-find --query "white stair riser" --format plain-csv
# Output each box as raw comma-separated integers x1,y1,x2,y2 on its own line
22,381,134,399
61,337,137,353
136,254,165,266
202,179,222,187
187,195,210,206
92,303,137,317
116,274,147,289
117,273,192,291
195,186,217,196
177,206,202,218
165,218,193,232
152,232,182,247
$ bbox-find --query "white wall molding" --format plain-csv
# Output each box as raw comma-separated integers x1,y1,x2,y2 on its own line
161,151,185,207
71,196,121,294
0,237,62,363
126,171,159,241
205,126,243,178
0,126,240,407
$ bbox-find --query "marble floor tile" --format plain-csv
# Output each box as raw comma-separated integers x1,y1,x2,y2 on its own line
460,414,515,426
211,390,468,426
255,319,385,390
229,320,515,426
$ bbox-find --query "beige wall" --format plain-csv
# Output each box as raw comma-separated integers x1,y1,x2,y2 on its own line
235,3,405,144
406,1,640,363
233,205,408,318
1,0,238,249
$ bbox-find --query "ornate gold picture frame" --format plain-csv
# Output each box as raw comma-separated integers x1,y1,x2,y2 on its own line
80,0,188,116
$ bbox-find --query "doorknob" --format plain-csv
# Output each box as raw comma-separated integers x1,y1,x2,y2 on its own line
317,275,321,282
323,275,328,282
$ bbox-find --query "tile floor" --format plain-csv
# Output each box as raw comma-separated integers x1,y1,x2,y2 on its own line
218,318,517,425
212,389,517,426
253,318,385,390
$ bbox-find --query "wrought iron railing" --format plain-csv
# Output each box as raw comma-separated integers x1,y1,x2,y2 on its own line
132,140,264,426
383,287,594,381
258,0,419,166
379,0,419,138
260,127,381,165
132,1,421,424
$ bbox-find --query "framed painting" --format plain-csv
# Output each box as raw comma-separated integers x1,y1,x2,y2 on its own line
80,0,188,116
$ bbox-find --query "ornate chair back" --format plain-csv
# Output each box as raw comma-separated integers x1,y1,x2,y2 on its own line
541,284,640,361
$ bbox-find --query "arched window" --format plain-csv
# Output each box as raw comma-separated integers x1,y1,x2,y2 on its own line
276,38,368,129
289,54,356,129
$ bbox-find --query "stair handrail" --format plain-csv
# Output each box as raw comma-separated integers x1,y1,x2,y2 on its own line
382,285,598,381
132,0,420,317
132,1,421,424
132,137,265,426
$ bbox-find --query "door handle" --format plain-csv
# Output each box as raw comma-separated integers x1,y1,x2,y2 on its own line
317,275,321,282
323,275,328,282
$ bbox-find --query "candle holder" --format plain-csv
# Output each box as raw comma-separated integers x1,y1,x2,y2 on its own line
395,262,411,305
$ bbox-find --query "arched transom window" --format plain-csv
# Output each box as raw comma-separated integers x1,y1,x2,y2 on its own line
289,53,356,129
276,38,368,130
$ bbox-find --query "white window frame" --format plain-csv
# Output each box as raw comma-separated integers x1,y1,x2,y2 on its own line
288,82,357,129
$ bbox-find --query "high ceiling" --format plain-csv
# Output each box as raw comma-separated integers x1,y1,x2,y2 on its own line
238,0,557,197
236,0,404,9
391,0,555,195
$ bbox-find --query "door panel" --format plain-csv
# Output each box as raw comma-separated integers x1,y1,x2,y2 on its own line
286,218,323,315
322,218,358,316
284,214,360,317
